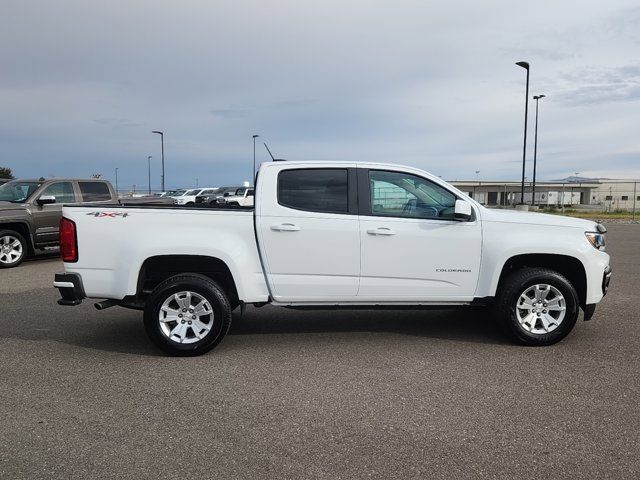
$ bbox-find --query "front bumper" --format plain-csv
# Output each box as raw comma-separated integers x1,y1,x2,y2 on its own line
54,272,85,306
584,265,612,321
602,265,612,296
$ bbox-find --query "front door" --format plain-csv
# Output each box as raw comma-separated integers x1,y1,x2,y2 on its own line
32,181,78,245
256,166,360,302
358,169,482,301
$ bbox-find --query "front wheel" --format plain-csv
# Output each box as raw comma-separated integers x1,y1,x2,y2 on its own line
494,267,579,346
0,230,27,268
143,274,232,356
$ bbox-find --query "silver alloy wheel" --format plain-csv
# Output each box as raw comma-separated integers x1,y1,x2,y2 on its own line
158,291,214,344
0,235,23,265
516,284,567,334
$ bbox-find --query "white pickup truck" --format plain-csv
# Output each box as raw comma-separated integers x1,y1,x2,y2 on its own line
54,161,611,355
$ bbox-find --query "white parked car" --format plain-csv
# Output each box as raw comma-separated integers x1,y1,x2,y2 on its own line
54,161,611,355
221,187,254,207
173,188,217,205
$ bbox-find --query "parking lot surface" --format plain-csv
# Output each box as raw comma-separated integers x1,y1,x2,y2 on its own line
1,225,638,479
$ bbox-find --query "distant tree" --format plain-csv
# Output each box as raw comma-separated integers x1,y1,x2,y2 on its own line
0,167,15,179
90,173,103,179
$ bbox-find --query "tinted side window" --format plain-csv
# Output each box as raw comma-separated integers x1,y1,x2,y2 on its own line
278,169,348,214
41,182,76,203
369,170,456,219
79,182,111,202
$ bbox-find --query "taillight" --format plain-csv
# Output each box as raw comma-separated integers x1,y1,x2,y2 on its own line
59,217,78,262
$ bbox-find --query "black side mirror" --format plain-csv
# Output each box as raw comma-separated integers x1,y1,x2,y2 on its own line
37,195,56,206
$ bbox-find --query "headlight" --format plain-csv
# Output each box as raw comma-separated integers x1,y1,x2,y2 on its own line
585,232,606,251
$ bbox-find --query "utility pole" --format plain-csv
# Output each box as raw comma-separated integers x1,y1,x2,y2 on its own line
115,167,119,193
147,156,152,195
516,61,530,205
532,94,545,206
252,134,260,185
152,131,165,191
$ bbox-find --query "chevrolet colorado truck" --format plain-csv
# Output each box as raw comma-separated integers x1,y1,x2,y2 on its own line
0,178,117,268
54,162,612,355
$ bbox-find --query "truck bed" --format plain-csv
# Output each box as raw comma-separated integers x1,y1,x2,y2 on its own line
61,204,268,302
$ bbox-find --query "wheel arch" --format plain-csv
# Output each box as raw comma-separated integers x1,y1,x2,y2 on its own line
136,254,240,309
495,253,587,307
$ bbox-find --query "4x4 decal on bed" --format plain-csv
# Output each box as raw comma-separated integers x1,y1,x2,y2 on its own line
86,212,129,218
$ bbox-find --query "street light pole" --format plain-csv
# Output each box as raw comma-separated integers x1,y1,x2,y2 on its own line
115,167,119,193
152,131,165,192
147,156,152,195
516,61,530,205
252,134,260,185
532,94,545,206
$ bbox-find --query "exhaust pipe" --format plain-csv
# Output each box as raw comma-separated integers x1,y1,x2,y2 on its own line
94,299,118,310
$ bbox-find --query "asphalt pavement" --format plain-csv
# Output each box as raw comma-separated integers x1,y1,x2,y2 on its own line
0,225,638,479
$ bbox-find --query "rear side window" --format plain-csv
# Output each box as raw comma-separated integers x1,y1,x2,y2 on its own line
278,169,348,214
79,182,111,202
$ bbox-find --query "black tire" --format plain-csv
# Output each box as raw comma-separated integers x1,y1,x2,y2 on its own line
0,229,27,269
494,267,579,346
143,274,232,356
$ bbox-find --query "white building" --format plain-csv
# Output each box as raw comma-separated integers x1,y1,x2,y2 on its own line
450,179,639,210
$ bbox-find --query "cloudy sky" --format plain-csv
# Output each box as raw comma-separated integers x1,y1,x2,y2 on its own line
1,0,639,190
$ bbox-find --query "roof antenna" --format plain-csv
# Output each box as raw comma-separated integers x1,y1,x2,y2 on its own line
264,142,286,162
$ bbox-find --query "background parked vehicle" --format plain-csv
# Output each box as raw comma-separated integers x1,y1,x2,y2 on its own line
173,188,217,205
221,187,254,207
0,178,117,268
195,186,243,206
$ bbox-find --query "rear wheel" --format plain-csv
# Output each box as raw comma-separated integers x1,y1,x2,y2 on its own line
0,230,27,268
495,267,579,346
143,274,232,356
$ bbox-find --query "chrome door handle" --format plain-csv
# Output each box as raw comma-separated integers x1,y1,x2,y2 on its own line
271,223,301,232
367,227,396,236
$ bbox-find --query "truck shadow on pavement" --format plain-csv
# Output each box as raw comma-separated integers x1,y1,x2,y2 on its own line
228,305,508,346
2,290,507,357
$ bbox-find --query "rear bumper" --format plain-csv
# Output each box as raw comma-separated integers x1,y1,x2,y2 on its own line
54,272,85,306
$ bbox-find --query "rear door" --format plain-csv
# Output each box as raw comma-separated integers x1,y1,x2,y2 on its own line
357,168,482,301
256,165,360,302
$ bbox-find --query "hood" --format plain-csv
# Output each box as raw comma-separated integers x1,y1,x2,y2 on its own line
480,207,598,230
0,201,26,213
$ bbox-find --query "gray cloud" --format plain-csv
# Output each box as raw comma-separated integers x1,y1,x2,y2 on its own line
553,64,640,106
0,0,639,188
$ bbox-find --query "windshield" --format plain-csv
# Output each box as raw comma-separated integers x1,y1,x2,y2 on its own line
0,181,42,203
185,189,201,196
171,190,187,196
